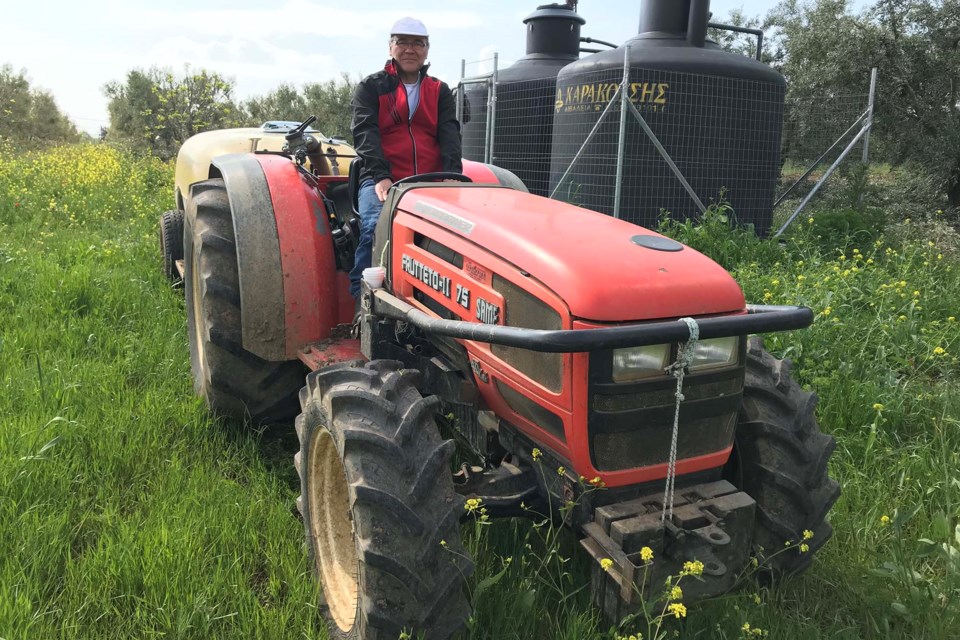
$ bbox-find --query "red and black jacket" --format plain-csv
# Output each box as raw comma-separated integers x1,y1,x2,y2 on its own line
351,59,462,184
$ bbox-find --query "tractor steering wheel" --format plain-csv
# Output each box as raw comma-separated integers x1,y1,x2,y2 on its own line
392,172,472,186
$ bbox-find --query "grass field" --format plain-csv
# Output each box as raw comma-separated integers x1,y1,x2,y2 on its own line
1,144,958,639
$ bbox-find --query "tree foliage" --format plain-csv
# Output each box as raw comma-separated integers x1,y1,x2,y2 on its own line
759,0,960,206
0,64,81,149
241,74,357,142
104,67,241,160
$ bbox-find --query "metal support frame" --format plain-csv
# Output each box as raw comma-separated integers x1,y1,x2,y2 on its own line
773,123,872,238
552,49,706,215
483,54,499,165
862,67,878,164
626,100,707,214
773,109,869,209
549,85,623,199
613,46,631,218
456,59,466,123
773,67,878,238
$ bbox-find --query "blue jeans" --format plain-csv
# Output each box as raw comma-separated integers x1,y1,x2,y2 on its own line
349,180,383,298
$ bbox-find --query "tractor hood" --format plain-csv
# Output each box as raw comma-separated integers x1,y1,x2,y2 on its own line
396,186,746,322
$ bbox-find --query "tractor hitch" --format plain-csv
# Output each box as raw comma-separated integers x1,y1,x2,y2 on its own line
369,288,812,353
580,480,755,619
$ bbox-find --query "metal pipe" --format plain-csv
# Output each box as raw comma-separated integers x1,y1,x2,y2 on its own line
456,59,466,123
707,22,764,61
626,99,707,214
580,36,618,49
373,288,814,353
549,85,623,199
688,0,710,48
488,53,498,165
773,122,872,237
862,67,878,164
614,46,631,219
773,108,869,209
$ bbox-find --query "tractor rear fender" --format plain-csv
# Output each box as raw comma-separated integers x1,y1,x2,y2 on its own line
210,153,349,362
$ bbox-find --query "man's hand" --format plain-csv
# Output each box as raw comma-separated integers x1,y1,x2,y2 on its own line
375,178,393,202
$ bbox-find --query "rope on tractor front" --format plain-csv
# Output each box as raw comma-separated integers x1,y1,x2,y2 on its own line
661,317,700,524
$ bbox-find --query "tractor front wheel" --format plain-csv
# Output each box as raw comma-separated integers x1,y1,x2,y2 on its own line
296,360,473,640
729,336,840,575
159,209,184,284
184,179,305,423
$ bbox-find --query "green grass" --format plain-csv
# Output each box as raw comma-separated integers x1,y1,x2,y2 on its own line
1,144,958,639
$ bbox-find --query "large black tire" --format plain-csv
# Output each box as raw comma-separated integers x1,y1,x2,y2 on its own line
159,209,184,284
729,336,840,575
295,360,473,640
184,179,305,423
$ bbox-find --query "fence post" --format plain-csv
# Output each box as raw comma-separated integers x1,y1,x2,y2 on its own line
613,46,631,219
488,53,499,165
862,67,877,164
456,59,466,123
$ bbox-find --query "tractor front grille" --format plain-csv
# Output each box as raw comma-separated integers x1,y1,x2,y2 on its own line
588,350,744,472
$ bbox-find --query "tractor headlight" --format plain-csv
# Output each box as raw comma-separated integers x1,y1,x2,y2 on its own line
612,344,671,382
689,337,740,371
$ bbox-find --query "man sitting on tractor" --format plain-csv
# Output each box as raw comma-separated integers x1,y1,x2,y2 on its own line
349,16,463,303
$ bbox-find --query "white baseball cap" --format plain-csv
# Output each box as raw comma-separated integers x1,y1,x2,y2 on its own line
391,17,429,37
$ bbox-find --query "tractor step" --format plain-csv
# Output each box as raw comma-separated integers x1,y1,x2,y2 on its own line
297,332,365,371
580,480,755,620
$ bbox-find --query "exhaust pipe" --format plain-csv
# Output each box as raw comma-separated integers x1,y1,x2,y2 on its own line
687,0,710,47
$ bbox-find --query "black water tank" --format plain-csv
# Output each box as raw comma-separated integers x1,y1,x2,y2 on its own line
548,0,785,235
460,4,585,196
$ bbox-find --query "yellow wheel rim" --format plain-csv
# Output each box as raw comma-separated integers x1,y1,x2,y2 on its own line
309,428,359,632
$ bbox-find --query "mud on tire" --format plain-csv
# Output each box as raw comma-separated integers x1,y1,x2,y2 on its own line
729,336,840,575
295,360,473,640
184,179,305,423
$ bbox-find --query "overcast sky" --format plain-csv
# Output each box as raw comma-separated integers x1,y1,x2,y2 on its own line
4,0,791,137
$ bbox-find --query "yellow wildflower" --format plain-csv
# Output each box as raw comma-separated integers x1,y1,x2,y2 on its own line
880,515,891,525
669,585,683,601
532,448,542,461
464,498,482,514
666,603,687,618
872,403,884,411
600,558,614,572
557,466,566,476
934,346,946,355
799,543,809,553
680,560,704,576
803,529,814,540
640,547,654,562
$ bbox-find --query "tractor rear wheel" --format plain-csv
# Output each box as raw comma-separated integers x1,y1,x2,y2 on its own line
184,179,304,423
295,360,473,640
728,336,840,575
159,209,184,284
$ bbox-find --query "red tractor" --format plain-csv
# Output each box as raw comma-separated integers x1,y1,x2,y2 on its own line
181,118,838,638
